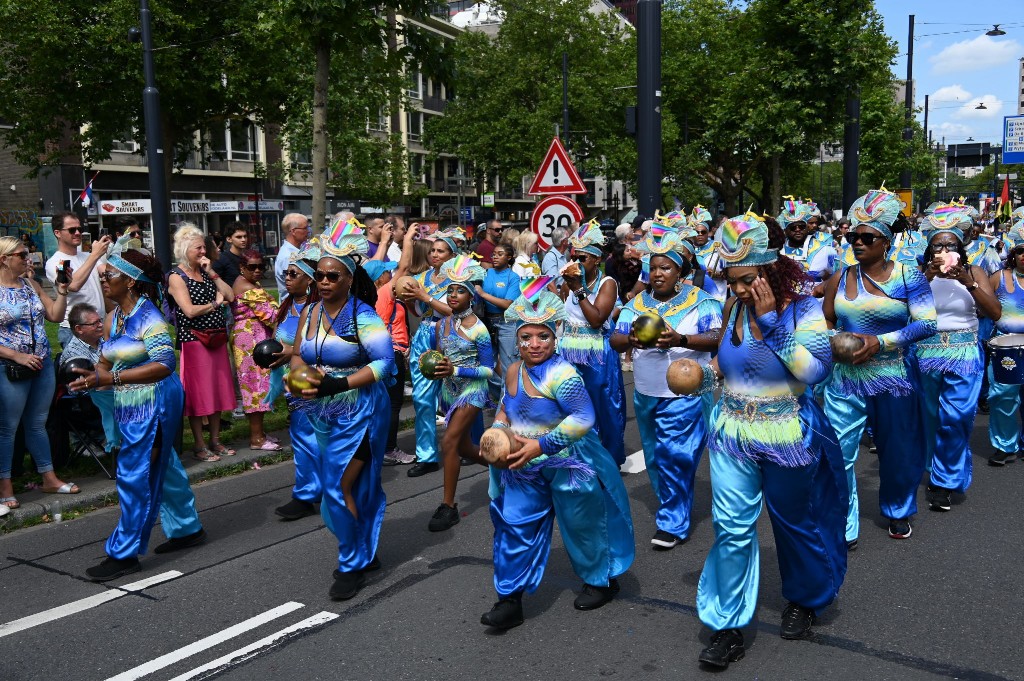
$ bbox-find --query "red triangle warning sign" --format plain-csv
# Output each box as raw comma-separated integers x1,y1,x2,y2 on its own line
527,137,587,196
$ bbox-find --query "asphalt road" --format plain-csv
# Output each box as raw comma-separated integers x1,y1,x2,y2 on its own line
2,380,1023,681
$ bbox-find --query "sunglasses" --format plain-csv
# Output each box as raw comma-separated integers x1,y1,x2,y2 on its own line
127,231,141,239
9,251,28,259
848,233,882,246
284,270,304,279
243,263,266,271
314,270,344,283
100,270,123,281
59,227,83,234
76,319,103,328
932,243,959,252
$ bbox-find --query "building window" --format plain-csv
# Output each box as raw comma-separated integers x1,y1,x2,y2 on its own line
291,148,312,170
409,153,424,182
111,133,138,154
407,112,422,142
367,106,388,133
229,120,255,161
407,68,421,99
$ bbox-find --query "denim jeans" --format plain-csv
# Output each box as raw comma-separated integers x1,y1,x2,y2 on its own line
487,318,519,401
0,355,56,478
57,326,73,351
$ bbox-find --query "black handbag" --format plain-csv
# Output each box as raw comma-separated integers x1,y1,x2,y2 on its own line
4,304,41,382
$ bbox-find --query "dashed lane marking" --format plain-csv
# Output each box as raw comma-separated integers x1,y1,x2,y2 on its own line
0,570,183,639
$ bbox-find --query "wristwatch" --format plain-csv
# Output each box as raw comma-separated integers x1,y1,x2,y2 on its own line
966,282,979,292
573,289,587,302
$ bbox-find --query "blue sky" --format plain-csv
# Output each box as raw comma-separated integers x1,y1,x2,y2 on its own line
874,0,1023,147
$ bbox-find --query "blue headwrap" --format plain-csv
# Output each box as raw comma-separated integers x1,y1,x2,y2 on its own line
363,259,398,283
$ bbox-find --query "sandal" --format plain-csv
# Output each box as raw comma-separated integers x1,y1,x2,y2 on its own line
42,482,80,495
210,442,236,456
251,440,283,451
0,496,20,510
192,448,221,463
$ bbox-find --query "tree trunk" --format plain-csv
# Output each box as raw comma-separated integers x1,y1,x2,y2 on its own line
311,34,331,230
770,152,781,215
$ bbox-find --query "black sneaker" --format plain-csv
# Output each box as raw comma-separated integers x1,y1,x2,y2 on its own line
153,528,207,554
407,462,440,477
926,484,952,512
573,578,619,610
979,397,990,415
698,628,744,669
651,529,681,550
329,570,365,601
888,518,912,539
988,450,1018,466
846,539,859,552
85,556,141,582
275,498,317,521
780,602,816,640
428,503,460,532
362,554,381,573
480,595,524,630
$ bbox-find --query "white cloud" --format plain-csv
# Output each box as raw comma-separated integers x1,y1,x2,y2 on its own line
930,35,1022,74
931,84,972,104
936,122,973,139
953,93,1003,119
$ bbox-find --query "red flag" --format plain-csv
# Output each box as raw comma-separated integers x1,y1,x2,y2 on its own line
1001,176,1010,205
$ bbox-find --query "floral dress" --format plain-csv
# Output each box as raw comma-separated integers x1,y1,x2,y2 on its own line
231,287,278,413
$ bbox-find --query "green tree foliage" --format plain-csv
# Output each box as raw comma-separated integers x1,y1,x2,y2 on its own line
0,0,290,178
423,0,641,193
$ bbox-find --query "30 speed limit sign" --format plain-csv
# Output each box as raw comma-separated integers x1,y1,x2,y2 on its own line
530,195,585,250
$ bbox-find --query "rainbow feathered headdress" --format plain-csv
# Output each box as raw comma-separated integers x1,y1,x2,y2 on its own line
504,275,564,330
777,196,819,228
319,216,369,271
568,219,605,257
922,202,972,243
441,254,486,291
687,205,712,230
432,226,465,254
638,218,694,267
715,211,777,266
848,187,905,240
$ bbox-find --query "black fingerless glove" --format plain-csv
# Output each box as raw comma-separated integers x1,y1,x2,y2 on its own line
316,374,350,398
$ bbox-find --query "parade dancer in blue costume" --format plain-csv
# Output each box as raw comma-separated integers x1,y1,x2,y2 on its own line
918,208,1001,513
822,188,938,543
479,284,634,631
399,227,461,477
270,242,321,521
71,244,205,582
986,231,1024,466
558,220,626,465
289,218,395,600
611,229,722,550
426,255,495,532
690,205,728,300
691,213,847,669
778,197,834,292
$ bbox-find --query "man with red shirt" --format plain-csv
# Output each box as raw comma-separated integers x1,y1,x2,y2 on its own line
474,220,504,268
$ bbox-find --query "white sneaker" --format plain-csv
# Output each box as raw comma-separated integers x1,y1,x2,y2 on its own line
232,403,245,420
403,385,413,397
0,504,9,518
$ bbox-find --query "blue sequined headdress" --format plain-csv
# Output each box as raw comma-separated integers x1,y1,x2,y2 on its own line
106,234,154,283
568,219,606,257
777,196,818,228
290,237,319,279
505,277,564,331
1005,219,1024,246
715,212,778,267
848,187,905,241
432,226,465,255
687,205,712,230
637,227,693,267
319,216,369,273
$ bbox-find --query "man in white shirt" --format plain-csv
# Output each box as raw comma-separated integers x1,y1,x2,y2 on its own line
45,211,110,349
386,215,405,262
274,213,310,298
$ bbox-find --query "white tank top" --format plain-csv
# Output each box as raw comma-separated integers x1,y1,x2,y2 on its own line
930,277,978,331
564,275,617,330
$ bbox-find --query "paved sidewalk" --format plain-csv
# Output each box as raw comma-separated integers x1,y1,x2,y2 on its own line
3,400,419,527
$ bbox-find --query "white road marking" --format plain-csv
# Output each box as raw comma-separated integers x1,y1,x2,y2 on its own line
104,601,306,681
620,450,647,474
166,611,339,681
0,570,183,639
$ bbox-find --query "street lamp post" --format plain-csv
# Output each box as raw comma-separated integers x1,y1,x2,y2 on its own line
636,0,662,218
136,0,171,269
900,14,915,192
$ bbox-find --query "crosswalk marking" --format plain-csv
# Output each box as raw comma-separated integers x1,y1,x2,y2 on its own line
621,450,647,474
0,570,183,639
104,601,306,681
167,612,339,681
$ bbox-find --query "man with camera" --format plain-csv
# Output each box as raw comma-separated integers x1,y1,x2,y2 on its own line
44,211,110,349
